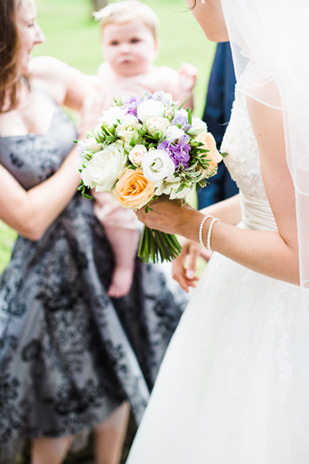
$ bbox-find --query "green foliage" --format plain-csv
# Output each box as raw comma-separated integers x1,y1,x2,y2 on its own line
0,222,17,273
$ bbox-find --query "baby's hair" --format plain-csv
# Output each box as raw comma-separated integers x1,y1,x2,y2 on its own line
94,1,159,40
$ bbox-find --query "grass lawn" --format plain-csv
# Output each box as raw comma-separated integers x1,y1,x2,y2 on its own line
0,0,215,273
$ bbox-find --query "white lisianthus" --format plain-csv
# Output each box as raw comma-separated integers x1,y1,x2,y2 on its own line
145,116,171,136
154,174,192,199
99,106,126,127
85,137,103,153
164,125,185,143
129,145,147,167
187,116,207,137
116,114,139,144
142,149,175,182
81,142,128,192
137,99,165,122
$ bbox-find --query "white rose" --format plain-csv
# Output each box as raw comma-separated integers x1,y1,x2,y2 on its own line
99,106,126,127
142,149,175,183
129,145,147,167
145,116,171,136
81,143,127,192
137,99,165,122
85,137,103,153
187,116,207,136
116,114,140,144
154,174,192,199
164,125,185,143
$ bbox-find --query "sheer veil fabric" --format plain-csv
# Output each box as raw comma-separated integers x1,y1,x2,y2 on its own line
221,0,309,288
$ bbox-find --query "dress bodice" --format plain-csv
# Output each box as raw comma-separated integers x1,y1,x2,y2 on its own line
221,82,277,231
0,90,77,190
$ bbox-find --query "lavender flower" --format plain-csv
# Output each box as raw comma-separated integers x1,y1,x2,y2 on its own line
121,95,143,118
152,91,173,106
158,135,191,169
172,114,191,132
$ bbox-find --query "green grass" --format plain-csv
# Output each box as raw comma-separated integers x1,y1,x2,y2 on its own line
0,0,215,273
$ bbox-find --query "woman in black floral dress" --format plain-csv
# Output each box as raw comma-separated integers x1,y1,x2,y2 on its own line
0,0,185,462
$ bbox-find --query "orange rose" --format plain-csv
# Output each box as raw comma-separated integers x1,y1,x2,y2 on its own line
114,169,155,209
197,131,223,177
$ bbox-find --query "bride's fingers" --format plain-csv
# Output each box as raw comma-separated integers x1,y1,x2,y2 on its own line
136,199,185,230
185,243,201,279
172,243,198,292
172,247,188,285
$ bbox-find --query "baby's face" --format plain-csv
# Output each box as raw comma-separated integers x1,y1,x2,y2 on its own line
102,20,157,77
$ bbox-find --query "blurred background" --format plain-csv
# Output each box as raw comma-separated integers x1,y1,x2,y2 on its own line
0,0,215,272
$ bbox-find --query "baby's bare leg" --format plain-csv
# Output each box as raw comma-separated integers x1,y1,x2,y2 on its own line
105,226,140,298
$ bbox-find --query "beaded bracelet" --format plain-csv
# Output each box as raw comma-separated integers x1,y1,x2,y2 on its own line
199,215,213,249
206,217,220,252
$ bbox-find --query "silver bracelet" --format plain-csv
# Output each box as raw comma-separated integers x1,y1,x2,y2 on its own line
206,217,220,252
199,215,213,249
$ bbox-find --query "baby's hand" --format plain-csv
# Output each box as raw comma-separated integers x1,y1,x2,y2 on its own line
178,63,198,92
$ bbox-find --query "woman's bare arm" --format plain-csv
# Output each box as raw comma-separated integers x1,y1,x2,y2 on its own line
0,147,80,240
29,56,99,111
137,101,299,286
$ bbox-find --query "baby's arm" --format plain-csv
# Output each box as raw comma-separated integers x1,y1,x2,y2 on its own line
177,62,197,110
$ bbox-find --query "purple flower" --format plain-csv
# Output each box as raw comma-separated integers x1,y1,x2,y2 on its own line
76,141,86,155
121,95,143,118
172,114,191,132
152,91,173,106
158,137,191,169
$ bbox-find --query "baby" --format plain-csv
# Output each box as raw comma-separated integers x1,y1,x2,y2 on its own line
85,0,197,298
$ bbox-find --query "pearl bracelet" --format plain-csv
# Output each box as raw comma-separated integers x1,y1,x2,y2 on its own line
206,217,220,252
199,215,213,249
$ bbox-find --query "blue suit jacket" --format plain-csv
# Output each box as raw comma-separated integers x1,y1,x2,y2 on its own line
198,42,239,209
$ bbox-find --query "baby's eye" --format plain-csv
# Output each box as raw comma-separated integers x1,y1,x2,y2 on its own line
130,38,141,44
110,40,119,46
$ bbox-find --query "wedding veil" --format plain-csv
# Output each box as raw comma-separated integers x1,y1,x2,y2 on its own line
220,0,309,288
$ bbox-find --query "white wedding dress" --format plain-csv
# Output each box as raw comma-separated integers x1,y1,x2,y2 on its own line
126,75,309,464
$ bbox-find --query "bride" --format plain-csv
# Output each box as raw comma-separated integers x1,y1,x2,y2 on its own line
125,0,309,463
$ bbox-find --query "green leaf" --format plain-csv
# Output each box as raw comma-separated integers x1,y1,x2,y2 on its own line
187,108,192,125
177,95,190,110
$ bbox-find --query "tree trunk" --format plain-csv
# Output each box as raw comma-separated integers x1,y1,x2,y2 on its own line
92,0,108,12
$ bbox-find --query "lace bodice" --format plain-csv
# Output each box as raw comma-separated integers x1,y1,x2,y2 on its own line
221,84,277,231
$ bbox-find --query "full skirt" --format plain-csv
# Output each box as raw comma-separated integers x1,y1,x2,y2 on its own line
126,252,309,464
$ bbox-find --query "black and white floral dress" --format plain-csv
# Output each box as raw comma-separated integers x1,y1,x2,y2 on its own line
0,92,185,445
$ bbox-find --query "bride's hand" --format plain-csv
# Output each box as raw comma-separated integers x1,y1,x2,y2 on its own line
136,197,197,236
172,238,211,292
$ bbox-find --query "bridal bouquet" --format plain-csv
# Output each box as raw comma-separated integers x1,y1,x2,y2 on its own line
77,91,224,263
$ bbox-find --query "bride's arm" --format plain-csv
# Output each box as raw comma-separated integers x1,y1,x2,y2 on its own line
137,100,299,286
171,194,241,292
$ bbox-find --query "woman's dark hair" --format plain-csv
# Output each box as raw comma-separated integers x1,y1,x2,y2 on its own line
0,0,20,111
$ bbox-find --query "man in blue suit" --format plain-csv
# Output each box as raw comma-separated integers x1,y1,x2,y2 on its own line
197,42,238,209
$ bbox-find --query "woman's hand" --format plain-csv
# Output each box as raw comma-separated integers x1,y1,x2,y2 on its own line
136,197,201,238
172,238,211,292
